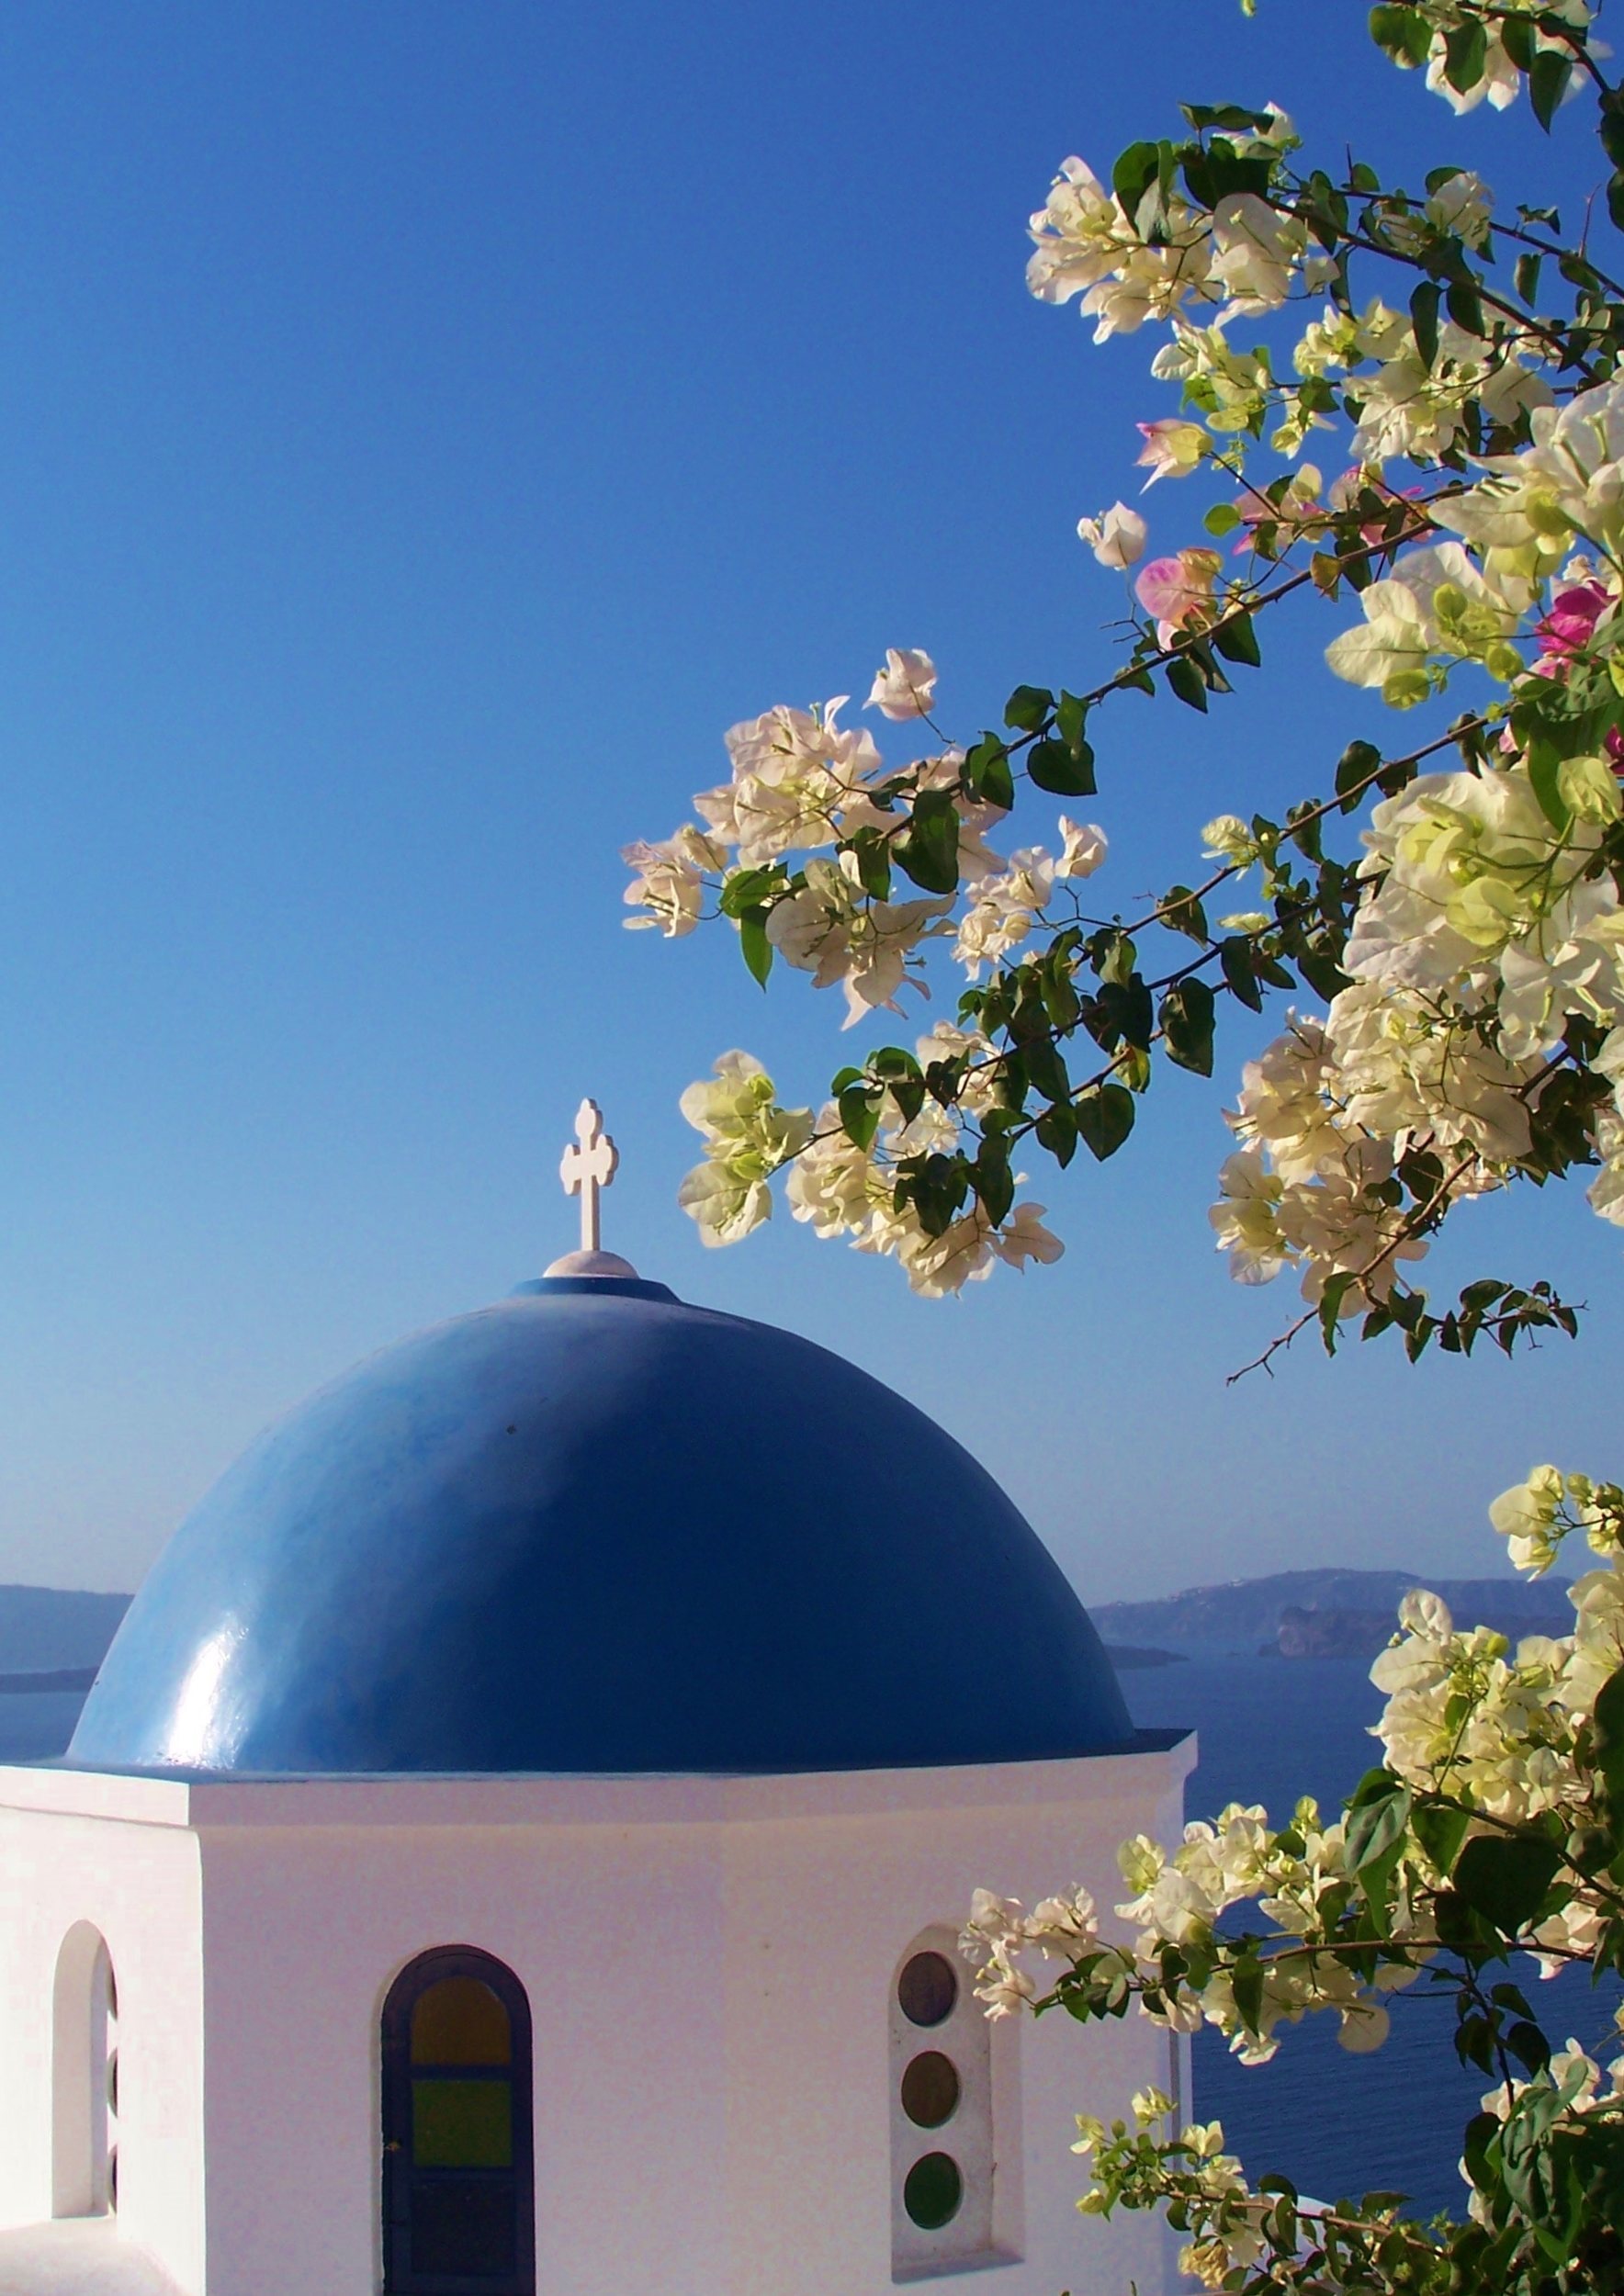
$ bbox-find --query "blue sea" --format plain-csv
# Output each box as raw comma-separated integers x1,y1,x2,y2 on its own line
1,1664,1611,2220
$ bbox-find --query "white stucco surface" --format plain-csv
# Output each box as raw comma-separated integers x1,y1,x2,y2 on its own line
0,1743,1194,2296
0,2218,184,2293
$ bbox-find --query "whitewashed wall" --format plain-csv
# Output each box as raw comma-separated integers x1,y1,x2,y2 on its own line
0,1773,206,2294
0,1745,1192,2296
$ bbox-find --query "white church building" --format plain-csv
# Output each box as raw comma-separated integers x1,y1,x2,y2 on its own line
0,1110,1192,2295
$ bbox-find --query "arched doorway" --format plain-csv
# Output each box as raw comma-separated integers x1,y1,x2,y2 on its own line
381,1948,535,2295
52,1922,118,2219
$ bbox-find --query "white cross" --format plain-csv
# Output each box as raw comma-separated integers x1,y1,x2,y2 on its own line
559,1098,619,1254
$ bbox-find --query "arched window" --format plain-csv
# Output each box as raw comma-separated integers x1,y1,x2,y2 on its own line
381,1948,535,2296
52,1922,118,2219
889,1928,1000,2279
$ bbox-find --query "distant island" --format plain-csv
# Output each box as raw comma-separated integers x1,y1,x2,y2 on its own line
0,1573,1580,1699
0,1585,128,1677
1095,1569,1574,1661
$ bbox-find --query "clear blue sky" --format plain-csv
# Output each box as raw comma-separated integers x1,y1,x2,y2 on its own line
1,1,1618,1604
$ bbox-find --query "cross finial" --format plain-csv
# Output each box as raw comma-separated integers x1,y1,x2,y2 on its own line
559,1098,618,1254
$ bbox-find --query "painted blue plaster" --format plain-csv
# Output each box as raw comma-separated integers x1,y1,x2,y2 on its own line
69,1278,1133,1775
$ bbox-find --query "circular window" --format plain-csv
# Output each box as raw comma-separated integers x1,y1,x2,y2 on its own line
903,2151,964,2230
900,2050,960,2129
897,1950,957,2028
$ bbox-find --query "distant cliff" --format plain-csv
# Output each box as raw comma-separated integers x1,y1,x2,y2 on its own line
1275,1605,1404,1660
1095,1570,1573,1660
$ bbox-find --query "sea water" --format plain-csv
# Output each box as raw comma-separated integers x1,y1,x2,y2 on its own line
0,1667,1608,2221
0,1691,93,1767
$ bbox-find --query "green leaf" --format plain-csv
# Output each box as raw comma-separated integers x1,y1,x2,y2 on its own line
1092,975,1154,1052
1460,1277,1510,1315
1368,5,1432,67
1211,613,1260,668
1023,1035,1070,1106
1443,19,1486,96
1410,280,1441,370
1159,885,1210,943
972,1146,1015,1227
1452,1833,1563,1937
1499,16,1536,71
1165,655,1209,713
1412,1798,1471,1877
1318,1269,1357,1354
963,734,1014,813
1231,1952,1265,2035
1336,738,1382,813
1039,947,1081,1030
894,1150,968,1238
1096,929,1137,987
1179,102,1276,134
1187,637,1230,696
1203,501,1242,538
895,789,961,895
1526,735,1573,833
719,865,782,917
1004,683,1054,734
838,1083,880,1151
1035,1101,1078,1166
1609,170,1624,237
1446,278,1485,339
1589,1664,1624,1810
1219,937,1264,1011
1513,250,1542,306
1602,93,1624,169
1529,51,1572,133
1292,939,1350,1002
1346,1781,1413,1874
1055,690,1090,752
847,827,892,900
1111,141,1162,219
1027,737,1097,796
739,907,773,986
1160,978,1216,1075
1075,1083,1135,1161
1504,2020,1551,2077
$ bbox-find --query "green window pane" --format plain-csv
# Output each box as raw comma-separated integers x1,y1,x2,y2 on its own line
904,2152,964,2231
412,1977,511,2066
412,2078,513,2169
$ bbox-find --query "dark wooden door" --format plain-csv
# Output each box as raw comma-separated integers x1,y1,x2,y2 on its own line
382,1948,535,2295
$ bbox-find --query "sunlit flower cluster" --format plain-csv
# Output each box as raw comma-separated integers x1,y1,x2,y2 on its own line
627,643,1114,1282
628,0,1624,1355
675,1052,813,1245
1209,737,1624,1304
1026,118,1318,348
1405,2,1596,118
675,1034,1064,1295
964,1456,1624,2261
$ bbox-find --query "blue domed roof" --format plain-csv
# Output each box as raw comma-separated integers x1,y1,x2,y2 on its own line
69,1275,1133,1776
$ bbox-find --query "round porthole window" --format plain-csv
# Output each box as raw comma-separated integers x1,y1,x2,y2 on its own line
900,2050,960,2129
903,2151,964,2230
897,1950,957,2028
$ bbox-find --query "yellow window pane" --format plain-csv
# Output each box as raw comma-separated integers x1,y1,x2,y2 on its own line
412,2078,513,2170
411,1977,511,2066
